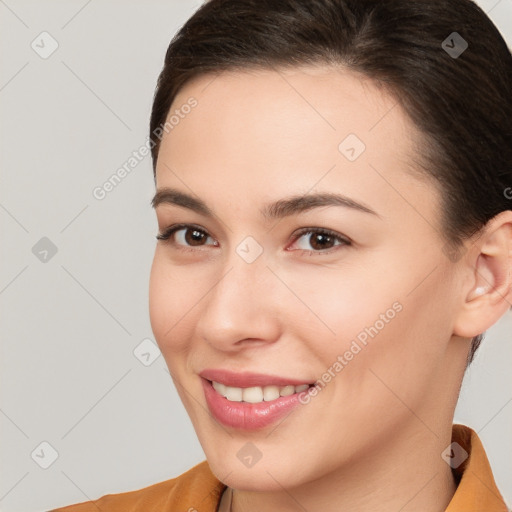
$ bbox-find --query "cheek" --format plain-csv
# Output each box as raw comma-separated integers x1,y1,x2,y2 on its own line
277,262,397,354
149,252,196,357
329,268,453,416
284,253,446,387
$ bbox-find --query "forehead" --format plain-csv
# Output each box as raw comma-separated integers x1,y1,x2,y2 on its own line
155,66,434,223
159,66,420,169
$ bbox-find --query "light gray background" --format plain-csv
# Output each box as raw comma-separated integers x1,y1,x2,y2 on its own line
1,1,511,511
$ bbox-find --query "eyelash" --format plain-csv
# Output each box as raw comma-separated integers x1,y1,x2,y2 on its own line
156,223,351,255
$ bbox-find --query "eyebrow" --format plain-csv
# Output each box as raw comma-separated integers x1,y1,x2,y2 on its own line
151,187,380,219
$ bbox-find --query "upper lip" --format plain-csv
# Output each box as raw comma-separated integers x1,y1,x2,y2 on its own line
199,369,313,388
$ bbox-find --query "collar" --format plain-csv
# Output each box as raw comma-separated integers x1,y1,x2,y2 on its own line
445,423,508,511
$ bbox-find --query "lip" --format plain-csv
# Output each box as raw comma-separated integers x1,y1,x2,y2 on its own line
199,369,313,388
201,377,308,430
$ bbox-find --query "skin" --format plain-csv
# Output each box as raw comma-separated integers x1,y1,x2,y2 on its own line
149,66,512,512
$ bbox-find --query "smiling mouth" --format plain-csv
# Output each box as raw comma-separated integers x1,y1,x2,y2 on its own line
209,380,314,404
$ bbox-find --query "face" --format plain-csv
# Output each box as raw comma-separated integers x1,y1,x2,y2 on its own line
149,67,467,490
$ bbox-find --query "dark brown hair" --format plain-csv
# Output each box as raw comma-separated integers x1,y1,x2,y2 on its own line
149,0,512,366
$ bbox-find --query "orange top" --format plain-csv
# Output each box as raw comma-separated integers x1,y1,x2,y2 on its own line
51,424,509,512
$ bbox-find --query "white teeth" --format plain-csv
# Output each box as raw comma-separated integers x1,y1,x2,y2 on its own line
263,385,280,401
279,385,295,396
242,387,264,403
225,386,243,402
211,380,310,403
212,381,226,396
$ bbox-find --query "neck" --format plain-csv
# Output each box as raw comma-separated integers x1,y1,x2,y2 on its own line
230,422,457,512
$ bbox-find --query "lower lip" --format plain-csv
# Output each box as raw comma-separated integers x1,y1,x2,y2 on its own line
201,378,306,430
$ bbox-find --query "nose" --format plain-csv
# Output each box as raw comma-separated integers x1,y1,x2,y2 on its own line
195,249,282,351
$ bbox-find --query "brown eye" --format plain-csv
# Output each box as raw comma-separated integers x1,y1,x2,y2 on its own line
184,228,208,246
290,228,351,253
156,224,218,248
174,226,217,247
308,232,336,250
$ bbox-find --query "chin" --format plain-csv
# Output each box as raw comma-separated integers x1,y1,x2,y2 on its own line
207,456,312,492
215,468,296,492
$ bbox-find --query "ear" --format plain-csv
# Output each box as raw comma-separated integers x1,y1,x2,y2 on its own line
453,210,512,338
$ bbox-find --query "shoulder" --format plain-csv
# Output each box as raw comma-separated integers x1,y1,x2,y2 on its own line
50,460,226,512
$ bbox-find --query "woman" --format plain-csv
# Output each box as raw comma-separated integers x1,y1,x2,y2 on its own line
52,0,511,510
